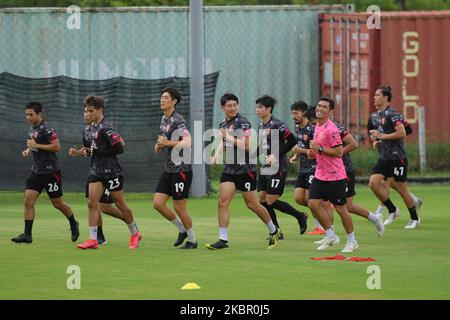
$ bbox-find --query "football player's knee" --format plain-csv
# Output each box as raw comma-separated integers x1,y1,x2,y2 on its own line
87,199,99,209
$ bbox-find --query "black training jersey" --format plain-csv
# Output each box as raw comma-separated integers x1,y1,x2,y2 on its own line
294,122,317,172
158,111,192,173
83,119,123,177
369,106,407,161
28,120,60,174
335,122,353,171
258,116,293,173
219,113,256,175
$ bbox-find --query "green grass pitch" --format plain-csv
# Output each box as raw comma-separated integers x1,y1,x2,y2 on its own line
1,184,449,299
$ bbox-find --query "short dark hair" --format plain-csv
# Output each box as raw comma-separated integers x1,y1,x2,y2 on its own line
290,100,309,113
84,95,105,110
318,96,335,110
377,85,392,102
220,93,239,106
305,106,317,121
25,101,43,113
255,95,277,113
161,87,181,106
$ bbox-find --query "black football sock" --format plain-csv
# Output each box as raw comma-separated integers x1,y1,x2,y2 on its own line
382,199,397,214
97,225,104,238
408,206,418,220
24,219,34,236
262,202,279,228
67,214,77,226
271,200,304,221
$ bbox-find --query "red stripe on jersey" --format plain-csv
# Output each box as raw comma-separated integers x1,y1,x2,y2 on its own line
179,171,186,181
50,132,58,140
111,134,122,146
247,171,255,181
52,173,61,184
282,130,292,139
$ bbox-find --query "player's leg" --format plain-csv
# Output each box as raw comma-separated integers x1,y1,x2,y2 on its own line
266,173,307,235
267,193,307,235
369,173,390,202
99,202,123,220
172,171,197,249
206,181,235,250
44,170,79,242
242,189,280,249
154,171,187,246
50,197,80,242
110,188,140,249
334,204,358,253
391,181,422,210
11,188,40,243
77,180,103,249
347,196,384,236
173,199,197,249
308,179,341,251
393,181,420,229
328,179,357,252
258,175,280,229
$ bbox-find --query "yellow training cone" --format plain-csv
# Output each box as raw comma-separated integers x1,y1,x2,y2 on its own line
181,282,201,290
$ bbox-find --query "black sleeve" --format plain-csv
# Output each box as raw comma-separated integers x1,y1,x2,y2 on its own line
93,143,124,157
367,117,374,137
279,133,297,156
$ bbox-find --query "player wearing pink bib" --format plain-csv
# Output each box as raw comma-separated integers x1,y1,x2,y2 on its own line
307,97,358,253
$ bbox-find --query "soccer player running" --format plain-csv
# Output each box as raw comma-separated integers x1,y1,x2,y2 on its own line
314,120,385,246
255,96,307,239
73,95,141,249
153,87,197,249
367,104,422,222
86,181,125,245
206,93,281,250
11,102,80,244
368,86,421,229
308,97,358,253
289,102,324,235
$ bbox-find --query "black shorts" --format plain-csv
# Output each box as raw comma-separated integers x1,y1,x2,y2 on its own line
345,169,356,198
371,158,408,182
85,182,113,204
220,171,257,192
87,174,124,193
257,170,287,196
295,169,316,190
25,170,63,199
309,178,347,206
155,170,192,200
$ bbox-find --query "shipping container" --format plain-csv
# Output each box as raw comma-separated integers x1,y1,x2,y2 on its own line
319,11,450,143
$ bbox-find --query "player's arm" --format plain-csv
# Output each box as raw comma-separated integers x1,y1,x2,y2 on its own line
68,146,89,157
370,123,406,141
310,141,343,158
266,132,296,166
221,128,249,151
211,134,223,165
342,132,358,154
158,131,191,149
27,137,60,152
92,129,124,157
22,147,31,157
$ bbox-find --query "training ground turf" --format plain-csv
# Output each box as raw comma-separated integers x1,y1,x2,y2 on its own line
1,184,449,300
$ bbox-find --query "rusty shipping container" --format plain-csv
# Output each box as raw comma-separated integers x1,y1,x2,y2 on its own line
319,11,450,143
